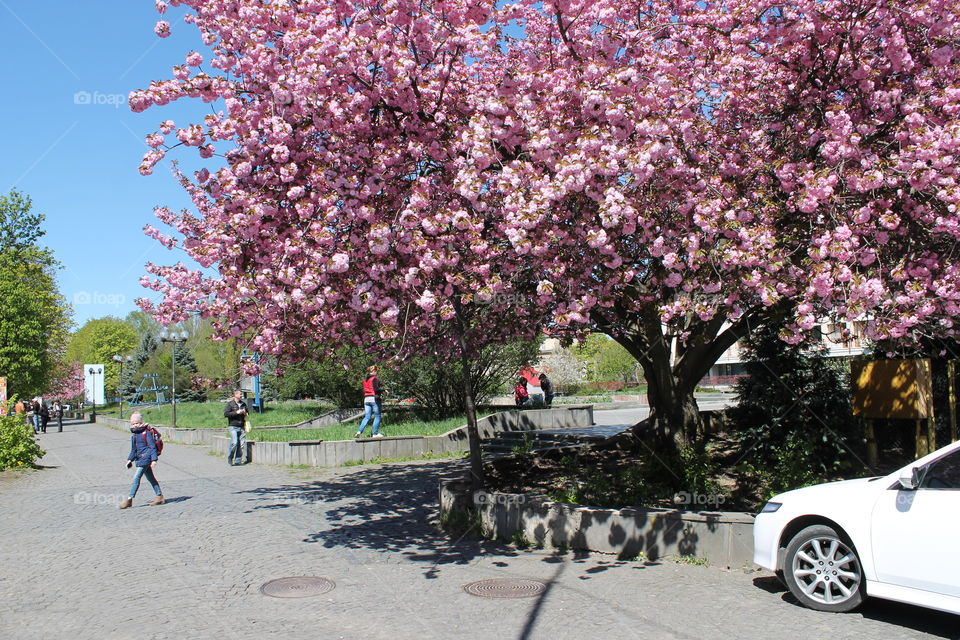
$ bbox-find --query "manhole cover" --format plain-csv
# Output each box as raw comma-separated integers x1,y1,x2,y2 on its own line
463,578,547,599
260,576,336,598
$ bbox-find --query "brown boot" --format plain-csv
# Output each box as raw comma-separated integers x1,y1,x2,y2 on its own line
149,494,165,506
118,498,132,509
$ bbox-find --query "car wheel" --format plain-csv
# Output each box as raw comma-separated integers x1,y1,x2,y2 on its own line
783,524,864,612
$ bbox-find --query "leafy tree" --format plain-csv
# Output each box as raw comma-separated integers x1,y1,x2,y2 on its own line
263,346,373,406
728,322,860,494
0,190,46,254
65,318,138,397
0,191,70,399
389,340,542,416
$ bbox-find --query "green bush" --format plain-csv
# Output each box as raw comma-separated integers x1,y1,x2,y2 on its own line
0,414,45,470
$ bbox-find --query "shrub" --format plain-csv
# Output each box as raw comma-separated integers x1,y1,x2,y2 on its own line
0,414,45,470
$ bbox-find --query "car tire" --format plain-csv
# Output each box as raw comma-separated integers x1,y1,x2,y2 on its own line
783,524,864,612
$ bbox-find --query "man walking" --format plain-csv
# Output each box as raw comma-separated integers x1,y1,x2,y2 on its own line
224,389,248,466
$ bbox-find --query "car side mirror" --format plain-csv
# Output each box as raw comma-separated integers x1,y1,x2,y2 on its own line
899,466,921,490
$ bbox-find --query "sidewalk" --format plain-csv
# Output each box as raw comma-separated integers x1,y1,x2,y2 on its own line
0,419,955,640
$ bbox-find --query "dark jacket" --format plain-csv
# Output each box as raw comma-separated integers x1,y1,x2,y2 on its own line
540,376,553,396
128,425,159,467
224,399,248,427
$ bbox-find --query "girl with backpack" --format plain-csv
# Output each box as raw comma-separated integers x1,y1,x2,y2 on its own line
119,412,164,509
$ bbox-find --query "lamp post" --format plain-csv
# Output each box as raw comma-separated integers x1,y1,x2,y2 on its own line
159,330,188,428
88,366,103,422
112,354,134,419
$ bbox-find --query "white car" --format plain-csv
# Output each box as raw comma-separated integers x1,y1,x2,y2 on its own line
754,439,960,614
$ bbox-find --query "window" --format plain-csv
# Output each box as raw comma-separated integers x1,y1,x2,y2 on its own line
921,449,960,490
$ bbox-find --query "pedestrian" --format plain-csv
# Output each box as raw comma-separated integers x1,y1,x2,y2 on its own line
354,365,384,438
53,401,64,432
13,399,24,415
514,377,529,407
119,412,164,509
31,399,41,434
539,372,554,407
224,389,248,466
39,400,50,434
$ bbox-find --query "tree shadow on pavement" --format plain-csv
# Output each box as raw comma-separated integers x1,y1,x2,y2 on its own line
237,460,525,578
752,577,960,639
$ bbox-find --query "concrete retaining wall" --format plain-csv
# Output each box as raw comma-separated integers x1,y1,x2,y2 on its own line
91,404,594,468
439,480,755,568
209,405,594,467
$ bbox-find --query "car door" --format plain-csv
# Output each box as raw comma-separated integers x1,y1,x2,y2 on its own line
870,447,960,597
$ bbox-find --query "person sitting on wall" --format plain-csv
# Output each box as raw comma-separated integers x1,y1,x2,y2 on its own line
514,377,530,407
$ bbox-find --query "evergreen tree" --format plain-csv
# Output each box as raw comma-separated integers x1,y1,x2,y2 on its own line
173,342,204,402
120,333,159,402
728,323,861,494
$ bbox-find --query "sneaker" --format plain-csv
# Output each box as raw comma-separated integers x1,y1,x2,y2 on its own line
118,498,133,510
373,433,384,438
354,432,363,439
149,494,165,506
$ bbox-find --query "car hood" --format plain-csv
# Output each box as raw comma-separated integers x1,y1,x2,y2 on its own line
771,476,883,505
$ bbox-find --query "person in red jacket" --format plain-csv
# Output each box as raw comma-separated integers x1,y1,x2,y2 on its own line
514,377,530,407
355,365,384,438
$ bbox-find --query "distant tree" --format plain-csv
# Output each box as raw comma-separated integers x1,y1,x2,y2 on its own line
65,318,138,397
390,340,542,416
120,332,160,401
172,341,205,402
574,334,640,384
538,347,587,395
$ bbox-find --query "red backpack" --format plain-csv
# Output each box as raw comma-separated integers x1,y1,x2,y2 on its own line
141,425,164,456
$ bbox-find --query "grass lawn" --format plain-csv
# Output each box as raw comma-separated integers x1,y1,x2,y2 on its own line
136,401,334,429
248,414,479,442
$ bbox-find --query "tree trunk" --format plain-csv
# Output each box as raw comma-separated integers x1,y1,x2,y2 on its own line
640,351,700,451
593,300,791,453
452,301,484,488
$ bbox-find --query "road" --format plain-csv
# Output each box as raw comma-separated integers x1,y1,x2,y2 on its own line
0,418,956,640
592,392,735,426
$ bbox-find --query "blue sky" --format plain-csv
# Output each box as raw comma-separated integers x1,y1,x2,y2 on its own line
0,1,217,328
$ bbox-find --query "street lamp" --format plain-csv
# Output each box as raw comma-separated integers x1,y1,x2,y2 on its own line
112,354,134,419
88,365,103,422
159,329,188,428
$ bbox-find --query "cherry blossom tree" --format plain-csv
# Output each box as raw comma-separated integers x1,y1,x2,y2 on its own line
134,0,960,456
48,363,85,403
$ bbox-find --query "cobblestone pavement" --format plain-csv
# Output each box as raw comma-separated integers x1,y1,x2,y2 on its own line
1,419,957,640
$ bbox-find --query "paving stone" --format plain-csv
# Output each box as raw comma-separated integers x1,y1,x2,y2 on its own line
0,419,955,640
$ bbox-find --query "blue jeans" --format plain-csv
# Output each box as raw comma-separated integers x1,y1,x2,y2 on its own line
228,426,247,464
356,398,381,435
130,465,161,498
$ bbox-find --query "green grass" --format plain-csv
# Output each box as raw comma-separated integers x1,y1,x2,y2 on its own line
136,401,334,429
248,414,478,442
342,450,468,466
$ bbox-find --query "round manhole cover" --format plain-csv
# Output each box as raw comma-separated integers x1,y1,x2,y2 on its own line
260,576,336,598
463,578,547,599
